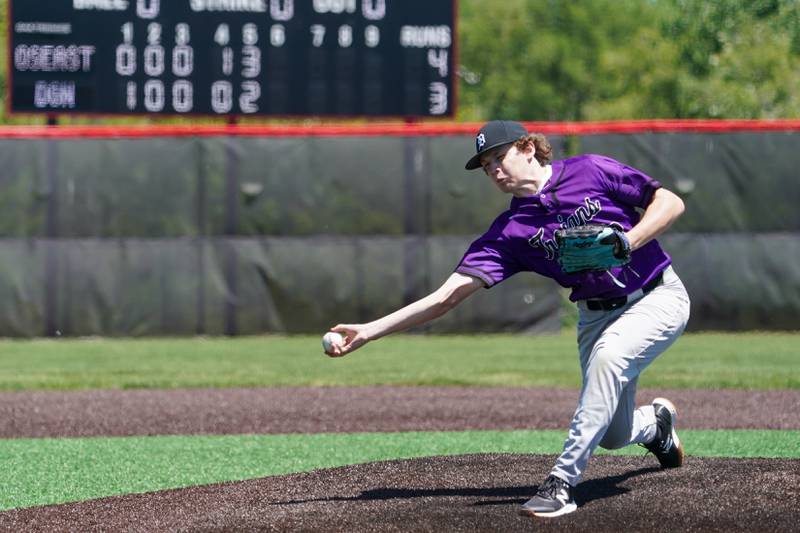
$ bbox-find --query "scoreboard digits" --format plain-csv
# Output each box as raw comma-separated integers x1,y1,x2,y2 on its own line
9,0,456,117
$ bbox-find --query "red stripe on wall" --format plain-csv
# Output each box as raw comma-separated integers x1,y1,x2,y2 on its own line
1,119,800,139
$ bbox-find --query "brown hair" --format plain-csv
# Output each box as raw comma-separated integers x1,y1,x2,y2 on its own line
514,133,552,165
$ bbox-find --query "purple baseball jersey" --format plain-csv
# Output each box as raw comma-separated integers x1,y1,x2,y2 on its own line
456,154,672,301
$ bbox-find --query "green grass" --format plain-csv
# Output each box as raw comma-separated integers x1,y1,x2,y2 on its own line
0,332,795,512
0,331,797,390
1,429,797,511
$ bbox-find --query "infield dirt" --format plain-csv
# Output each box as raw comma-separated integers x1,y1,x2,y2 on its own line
2,387,799,532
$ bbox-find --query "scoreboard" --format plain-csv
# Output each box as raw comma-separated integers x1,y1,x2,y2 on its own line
9,0,456,118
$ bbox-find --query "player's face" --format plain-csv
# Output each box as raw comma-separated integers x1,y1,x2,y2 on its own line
480,143,529,194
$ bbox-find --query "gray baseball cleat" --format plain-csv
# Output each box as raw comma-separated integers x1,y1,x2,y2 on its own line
643,397,684,468
519,474,577,518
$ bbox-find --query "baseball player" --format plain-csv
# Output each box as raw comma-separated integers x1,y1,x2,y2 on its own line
325,120,690,518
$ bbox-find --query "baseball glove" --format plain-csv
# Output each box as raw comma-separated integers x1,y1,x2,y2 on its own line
554,224,631,274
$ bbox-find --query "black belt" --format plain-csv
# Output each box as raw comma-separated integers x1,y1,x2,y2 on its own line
585,271,664,311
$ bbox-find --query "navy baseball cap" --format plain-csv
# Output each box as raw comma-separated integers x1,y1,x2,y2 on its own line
465,120,528,170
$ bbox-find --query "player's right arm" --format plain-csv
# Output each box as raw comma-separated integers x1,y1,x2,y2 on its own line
326,272,484,357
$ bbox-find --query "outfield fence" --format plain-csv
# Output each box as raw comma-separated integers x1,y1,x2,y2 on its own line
0,120,797,335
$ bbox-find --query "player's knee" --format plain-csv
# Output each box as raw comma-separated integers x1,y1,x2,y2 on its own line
589,345,625,375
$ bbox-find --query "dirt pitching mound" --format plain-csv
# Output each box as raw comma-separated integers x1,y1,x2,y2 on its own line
3,454,798,532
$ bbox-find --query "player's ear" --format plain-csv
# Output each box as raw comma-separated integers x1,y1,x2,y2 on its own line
523,140,536,161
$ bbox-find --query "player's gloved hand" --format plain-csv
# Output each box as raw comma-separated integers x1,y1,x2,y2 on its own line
555,224,631,274
596,226,631,259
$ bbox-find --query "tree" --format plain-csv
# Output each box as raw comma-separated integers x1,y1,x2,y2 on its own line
662,0,800,117
457,0,800,121
457,0,676,121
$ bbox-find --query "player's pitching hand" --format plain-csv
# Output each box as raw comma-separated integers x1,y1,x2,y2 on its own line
323,324,369,357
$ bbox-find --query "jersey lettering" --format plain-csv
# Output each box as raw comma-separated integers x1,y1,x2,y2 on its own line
558,196,601,229
527,228,558,260
527,196,602,261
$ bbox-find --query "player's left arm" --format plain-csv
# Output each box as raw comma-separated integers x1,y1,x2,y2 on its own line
625,188,685,251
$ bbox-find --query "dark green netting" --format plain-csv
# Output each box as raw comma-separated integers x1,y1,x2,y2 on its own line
0,131,795,335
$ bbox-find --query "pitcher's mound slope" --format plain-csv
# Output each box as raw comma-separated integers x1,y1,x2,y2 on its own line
3,454,798,532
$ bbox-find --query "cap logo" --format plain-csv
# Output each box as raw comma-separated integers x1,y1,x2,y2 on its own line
476,133,486,151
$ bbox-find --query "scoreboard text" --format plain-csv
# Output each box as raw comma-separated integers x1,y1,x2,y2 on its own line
9,0,456,117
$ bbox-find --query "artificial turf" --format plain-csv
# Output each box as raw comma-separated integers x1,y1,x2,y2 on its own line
2,429,798,511
1,332,797,512
0,331,797,390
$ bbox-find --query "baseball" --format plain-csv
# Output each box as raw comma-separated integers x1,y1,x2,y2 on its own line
322,331,344,352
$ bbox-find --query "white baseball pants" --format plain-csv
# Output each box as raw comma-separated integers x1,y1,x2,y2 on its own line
550,265,691,487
